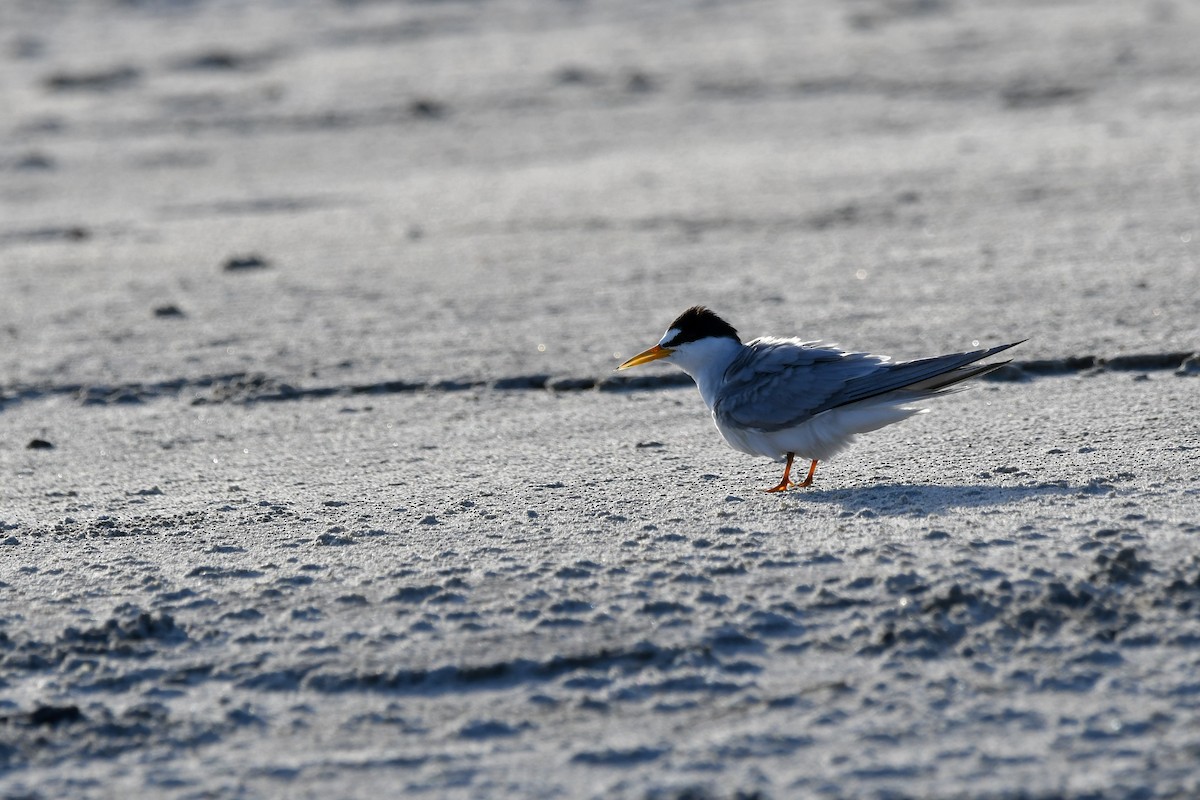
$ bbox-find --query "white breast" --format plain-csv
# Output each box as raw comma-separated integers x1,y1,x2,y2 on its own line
714,397,927,462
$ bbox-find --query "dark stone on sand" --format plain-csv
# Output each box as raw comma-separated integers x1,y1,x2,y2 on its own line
189,52,241,69
15,152,54,170
555,65,600,85
175,50,261,71
224,254,270,271
7,225,89,242
26,438,54,449
1001,81,1088,109
410,98,446,118
807,202,862,229
625,71,655,93
154,304,186,318
45,66,140,92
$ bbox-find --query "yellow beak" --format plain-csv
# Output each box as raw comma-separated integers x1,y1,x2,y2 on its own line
617,344,674,370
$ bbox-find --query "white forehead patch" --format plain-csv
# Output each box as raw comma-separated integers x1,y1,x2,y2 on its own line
659,327,681,347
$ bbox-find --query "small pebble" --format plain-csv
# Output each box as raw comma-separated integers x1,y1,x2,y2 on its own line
223,254,270,271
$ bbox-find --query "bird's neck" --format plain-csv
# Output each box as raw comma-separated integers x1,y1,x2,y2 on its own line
671,337,744,410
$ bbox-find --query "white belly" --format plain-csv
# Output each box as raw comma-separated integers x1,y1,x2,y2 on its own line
711,399,926,462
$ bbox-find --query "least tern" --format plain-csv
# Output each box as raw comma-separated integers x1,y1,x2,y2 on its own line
618,306,1021,492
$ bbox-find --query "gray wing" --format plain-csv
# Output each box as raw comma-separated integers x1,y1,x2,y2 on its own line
713,339,889,432
715,338,1022,432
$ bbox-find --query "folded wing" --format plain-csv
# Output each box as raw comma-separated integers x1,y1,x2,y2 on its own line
715,338,1021,433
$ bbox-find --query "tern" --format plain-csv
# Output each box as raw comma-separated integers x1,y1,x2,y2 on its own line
618,306,1021,492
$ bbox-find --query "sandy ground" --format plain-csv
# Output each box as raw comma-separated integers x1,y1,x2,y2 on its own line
2,1,1200,798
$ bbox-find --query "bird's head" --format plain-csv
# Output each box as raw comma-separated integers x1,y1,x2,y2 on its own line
618,306,741,373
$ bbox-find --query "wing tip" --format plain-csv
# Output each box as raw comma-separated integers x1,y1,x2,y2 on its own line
987,339,1026,357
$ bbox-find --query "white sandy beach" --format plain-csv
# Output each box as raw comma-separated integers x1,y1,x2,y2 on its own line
2,1,1199,798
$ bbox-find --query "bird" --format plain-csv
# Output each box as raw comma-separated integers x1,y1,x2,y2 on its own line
617,306,1021,492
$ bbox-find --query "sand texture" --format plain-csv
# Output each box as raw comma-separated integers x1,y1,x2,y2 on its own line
2,1,1200,798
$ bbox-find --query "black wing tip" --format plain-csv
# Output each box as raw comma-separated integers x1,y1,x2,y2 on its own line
853,339,1025,400
947,339,1026,377
973,339,1025,361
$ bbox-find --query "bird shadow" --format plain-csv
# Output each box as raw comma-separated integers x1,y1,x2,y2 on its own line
782,480,1108,516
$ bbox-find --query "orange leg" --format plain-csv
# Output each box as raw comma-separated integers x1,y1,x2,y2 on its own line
794,458,819,488
765,453,796,493
764,455,819,493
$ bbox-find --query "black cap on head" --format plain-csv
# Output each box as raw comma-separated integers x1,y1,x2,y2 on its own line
663,306,740,346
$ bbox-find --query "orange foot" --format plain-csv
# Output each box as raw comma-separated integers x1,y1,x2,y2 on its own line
764,456,819,493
